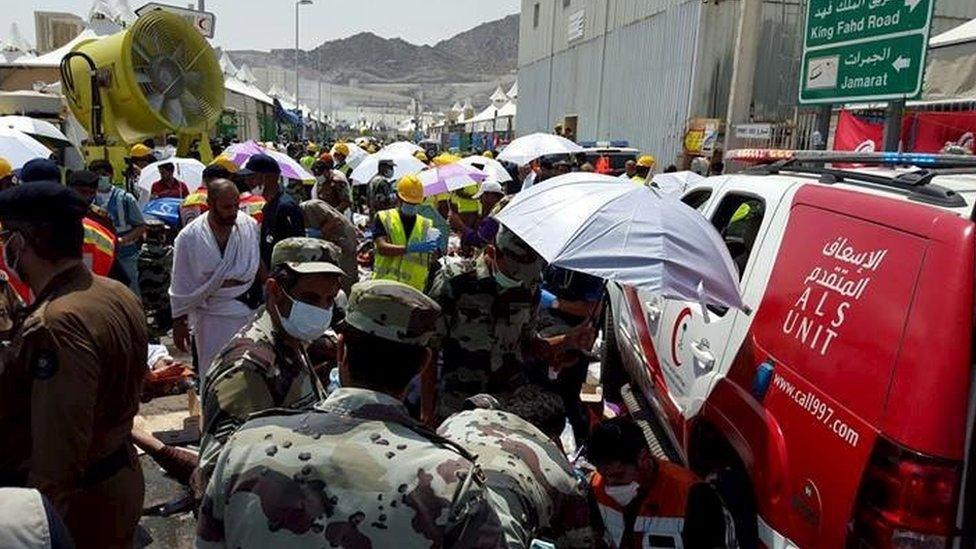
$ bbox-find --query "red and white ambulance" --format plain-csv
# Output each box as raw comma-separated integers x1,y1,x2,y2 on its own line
603,151,976,548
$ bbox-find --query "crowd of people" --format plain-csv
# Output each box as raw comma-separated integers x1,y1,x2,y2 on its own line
0,136,738,549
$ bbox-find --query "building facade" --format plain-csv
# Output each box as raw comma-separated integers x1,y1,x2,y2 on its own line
517,0,976,165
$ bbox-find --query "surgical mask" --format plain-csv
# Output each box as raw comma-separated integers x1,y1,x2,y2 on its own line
400,203,418,216
97,175,112,192
604,481,640,507
493,268,522,290
276,290,333,342
315,174,326,185
251,185,263,197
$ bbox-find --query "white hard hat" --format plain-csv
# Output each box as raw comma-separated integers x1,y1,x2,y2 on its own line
473,180,505,198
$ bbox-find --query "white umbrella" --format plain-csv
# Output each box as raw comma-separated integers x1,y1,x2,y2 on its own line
495,173,745,311
458,155,513,182
0,127,51,169
652,171,707,197
497,132,584,166
136,157,206,196
379,141,423,157
332,142,368,169
350,152,427,186
0,116,71,146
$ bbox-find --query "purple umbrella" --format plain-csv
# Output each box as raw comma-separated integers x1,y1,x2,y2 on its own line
418,162,487,197
221,140,314,181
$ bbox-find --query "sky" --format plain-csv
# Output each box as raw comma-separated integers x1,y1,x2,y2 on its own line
6,0,521,51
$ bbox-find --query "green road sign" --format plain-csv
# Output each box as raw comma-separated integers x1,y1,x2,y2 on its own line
806,0,931,48
799,0,934,104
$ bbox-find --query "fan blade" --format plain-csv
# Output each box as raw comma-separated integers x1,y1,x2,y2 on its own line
147,94,164,112
183,71,203,90
164,99,185,126
131,40,153,63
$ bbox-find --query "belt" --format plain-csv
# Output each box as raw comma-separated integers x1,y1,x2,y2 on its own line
79,444,131,488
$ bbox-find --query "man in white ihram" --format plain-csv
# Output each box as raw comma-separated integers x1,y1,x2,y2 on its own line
170,179,260,385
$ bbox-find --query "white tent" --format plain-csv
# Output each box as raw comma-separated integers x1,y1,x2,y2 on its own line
506,81,518,100
219,51,240,77
925,18,976,101
497,101,517,118
489,86,508,106
2,29,100,67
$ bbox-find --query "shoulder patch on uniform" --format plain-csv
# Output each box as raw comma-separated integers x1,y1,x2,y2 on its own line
31,350,58,380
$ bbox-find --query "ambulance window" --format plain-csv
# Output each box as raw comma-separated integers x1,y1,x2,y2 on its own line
710,194,766,280
681,189,712,212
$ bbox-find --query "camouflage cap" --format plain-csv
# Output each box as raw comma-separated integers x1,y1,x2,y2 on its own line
271,237,346,276
344,280,441,346
494,226,544,283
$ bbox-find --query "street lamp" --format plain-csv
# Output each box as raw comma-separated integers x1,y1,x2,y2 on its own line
295,0,313,137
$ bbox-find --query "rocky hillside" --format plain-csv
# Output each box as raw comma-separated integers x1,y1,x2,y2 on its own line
227,13,518,84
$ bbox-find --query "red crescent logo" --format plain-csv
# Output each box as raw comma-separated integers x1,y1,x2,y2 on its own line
671,307,692,366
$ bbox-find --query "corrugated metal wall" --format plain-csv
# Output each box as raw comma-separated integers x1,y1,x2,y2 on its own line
518,0,701,164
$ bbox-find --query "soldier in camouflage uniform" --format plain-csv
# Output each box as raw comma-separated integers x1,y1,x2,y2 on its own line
366,159,396,218
198,237,345,477
197,280,505,548
428,227,596,420
438,387,595,548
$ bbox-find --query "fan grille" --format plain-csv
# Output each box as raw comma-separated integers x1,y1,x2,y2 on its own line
129,12,222,130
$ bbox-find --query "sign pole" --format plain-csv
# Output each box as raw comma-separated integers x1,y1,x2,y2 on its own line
882,98,905,152
815,104,832,150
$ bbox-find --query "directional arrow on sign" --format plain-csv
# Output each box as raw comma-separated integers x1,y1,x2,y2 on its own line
904,0,922,12
892,55,911,72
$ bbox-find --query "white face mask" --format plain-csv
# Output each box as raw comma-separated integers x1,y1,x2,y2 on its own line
604,481,640,507
275,290,333,342
97,175,112,192
493,267,522,290
251,185,263,197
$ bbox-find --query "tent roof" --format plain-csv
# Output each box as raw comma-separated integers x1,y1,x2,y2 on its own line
489,86,507,103
1,28,101,68
497,101,517,117
224,76,274,106
219,52,239,76
506,81,518,99
931,18,976,48
470,104,498,123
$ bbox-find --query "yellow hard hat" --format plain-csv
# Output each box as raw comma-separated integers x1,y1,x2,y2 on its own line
396,174,424,204
306,143,319,153
209,155,238,174
333,143,350,156
130,143,153,158
482,150,495,159
0,158,11,179
637,155,656,168
414,150,429,162
432,153,461,167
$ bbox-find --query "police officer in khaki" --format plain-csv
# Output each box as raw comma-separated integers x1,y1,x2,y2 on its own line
0,182,148,548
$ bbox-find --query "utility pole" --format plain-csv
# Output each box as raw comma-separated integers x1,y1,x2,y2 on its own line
198,0,205,11
882,98,905,152
723,0,763,152
814,104,831,150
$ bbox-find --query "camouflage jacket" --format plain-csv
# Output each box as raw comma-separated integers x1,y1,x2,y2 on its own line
198,308,325,475
197,387,506,548
438,398,594,549
428,256,540,419
367,175,395,215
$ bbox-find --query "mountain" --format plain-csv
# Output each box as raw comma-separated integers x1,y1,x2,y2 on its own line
227,13,518,85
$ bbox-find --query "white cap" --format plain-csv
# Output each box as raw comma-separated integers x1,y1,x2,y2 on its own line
473,180,505,198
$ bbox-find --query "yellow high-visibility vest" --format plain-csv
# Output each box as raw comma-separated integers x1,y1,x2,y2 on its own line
373,208,434,291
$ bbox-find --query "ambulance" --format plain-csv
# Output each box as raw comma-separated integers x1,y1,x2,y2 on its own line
603,150,976,547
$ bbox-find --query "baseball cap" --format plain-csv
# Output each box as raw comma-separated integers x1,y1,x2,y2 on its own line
494,226,544,283
239,153,281,177
472,180,504,199
67,170,100,189
0,158,11,179
0,180,88,224
19,158,60,184
342,279,441,346
271,237,345,276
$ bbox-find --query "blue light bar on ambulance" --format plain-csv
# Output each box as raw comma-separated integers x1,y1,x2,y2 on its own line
725,149,976,168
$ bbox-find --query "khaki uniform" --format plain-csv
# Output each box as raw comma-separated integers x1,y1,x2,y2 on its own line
0,265,147,548
198,308,326,476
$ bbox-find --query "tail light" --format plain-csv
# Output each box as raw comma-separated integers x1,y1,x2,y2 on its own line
848,438,961,548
